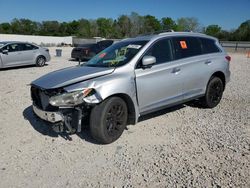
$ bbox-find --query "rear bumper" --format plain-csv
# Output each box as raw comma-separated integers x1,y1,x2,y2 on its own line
46,54,51,62
43,52,51,62
33,104,63,123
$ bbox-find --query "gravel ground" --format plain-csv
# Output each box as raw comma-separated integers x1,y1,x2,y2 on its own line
0,48,249,187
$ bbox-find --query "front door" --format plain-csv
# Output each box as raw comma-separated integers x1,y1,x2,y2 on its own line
135,38,183,114
1,43,22,67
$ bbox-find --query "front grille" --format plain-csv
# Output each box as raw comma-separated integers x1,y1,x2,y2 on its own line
31,86,59,111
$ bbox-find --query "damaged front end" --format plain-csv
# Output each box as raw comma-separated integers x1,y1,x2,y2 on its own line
31,85,101,133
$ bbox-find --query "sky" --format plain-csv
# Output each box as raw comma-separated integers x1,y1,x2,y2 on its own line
0,0,249,30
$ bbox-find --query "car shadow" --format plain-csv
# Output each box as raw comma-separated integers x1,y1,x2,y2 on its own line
23,105,99,144
185,99,205,109
0,64,48,71
23,102,202,144
138,104,185,122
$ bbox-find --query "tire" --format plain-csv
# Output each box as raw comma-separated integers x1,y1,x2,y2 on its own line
36,56,46,67
201,76,224,108
90,97,128,144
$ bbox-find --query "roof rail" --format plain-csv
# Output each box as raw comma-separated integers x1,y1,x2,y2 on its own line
155,29,174,35
157,29,175,35
137,29,175,37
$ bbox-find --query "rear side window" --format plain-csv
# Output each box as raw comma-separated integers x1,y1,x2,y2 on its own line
200,38,220,54
19,43,38,51
144,38,173,64
172,37,202,60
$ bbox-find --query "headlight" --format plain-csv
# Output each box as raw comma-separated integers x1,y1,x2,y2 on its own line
49,88,93,107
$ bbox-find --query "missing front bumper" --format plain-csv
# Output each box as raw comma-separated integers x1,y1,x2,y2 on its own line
33,105,63,123
32,104,88,134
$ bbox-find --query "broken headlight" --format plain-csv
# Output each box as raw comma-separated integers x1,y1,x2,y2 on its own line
49,88,93,107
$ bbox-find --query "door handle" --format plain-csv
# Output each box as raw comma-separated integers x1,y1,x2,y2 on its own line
205,60,212,65
172,67,181,74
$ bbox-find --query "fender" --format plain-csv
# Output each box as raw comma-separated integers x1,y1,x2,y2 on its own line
64,67,140,124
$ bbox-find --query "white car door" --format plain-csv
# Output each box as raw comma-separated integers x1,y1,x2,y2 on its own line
135,38,183,114
0,43,21,68
18,43,38,65
172,37,212,100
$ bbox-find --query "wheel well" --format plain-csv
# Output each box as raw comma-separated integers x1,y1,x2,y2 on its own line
37,55,46,62
211,71,226,90
109,94,136,125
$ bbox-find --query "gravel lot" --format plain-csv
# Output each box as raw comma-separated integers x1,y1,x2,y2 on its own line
0,48,249,187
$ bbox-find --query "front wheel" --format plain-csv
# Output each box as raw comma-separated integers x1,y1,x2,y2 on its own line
90,97,128,144
201,76,224,108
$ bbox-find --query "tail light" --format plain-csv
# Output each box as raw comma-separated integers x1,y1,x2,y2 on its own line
225,55,231,62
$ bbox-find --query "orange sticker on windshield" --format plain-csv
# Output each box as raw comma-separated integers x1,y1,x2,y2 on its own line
180,41,187,49
99,53,106,58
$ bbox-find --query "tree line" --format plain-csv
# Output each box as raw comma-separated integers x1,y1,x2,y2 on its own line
0,12,249,41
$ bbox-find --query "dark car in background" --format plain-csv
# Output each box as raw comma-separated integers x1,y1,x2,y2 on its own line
71,40,114,61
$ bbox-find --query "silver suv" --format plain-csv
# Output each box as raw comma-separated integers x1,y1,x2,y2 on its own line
31,32,231,144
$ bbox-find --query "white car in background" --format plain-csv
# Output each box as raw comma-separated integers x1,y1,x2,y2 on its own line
0,41,50,68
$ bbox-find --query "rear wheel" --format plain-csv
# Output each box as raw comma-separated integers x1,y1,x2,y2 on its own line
36,56,46,67
201,76,224,108
90,97,128,144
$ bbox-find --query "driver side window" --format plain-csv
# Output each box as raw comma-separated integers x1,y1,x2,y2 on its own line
2,44,19,53
137,38,174,68
146,38,173,64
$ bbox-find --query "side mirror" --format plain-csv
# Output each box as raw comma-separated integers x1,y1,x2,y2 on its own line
142,55,156,68
2,50,8,55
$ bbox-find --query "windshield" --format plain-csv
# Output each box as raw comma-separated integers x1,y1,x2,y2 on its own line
84,40,148,67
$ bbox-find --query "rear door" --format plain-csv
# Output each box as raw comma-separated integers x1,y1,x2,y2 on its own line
18,43,38,65
172,37,211,99
135,38,183,114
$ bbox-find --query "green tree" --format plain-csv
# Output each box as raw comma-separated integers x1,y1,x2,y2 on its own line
177,17,200,32
205,25,221,37
117,15,131,38
58,22,69,36
0,23,12,34
77,19,91,37
89,20,98,37
64,20,80,36
143,15,161,33
1,13,249,41
217,30,231,41
234,20,250,41
129,12,144,37
96,18,114,38
10,19,39,35
161,17,177,31
39,21,61,36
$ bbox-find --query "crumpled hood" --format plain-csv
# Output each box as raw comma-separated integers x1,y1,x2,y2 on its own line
32,65,114,89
